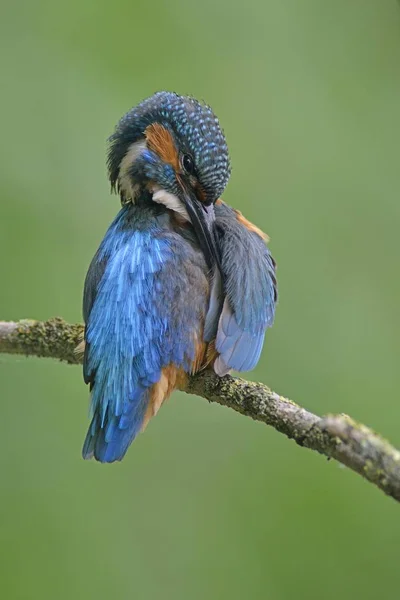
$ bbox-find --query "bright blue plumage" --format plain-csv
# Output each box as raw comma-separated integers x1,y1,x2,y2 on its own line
82,204,209,462
82,91,278,462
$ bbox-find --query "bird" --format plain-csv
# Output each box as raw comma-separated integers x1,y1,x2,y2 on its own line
81,91,277,463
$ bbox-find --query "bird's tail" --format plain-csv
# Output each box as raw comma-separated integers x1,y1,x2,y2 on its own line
82,385,150,463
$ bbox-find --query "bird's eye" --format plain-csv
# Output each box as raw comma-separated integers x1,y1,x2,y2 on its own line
182,154,195,175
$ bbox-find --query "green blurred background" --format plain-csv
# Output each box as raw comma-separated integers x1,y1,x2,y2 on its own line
1,0,400,598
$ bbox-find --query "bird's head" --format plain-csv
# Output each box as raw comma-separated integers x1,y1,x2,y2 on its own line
107,91,231,267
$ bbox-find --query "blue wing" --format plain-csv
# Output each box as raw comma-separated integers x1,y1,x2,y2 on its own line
82,205,208,462
213,203,277,375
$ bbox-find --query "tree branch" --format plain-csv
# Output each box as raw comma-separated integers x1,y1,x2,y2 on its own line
1,318,400,503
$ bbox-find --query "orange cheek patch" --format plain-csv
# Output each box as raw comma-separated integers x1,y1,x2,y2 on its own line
145,123,180,170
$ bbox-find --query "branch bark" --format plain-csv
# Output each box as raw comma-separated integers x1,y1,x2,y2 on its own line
1,318,400,503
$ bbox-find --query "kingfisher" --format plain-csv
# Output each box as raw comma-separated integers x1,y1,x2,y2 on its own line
82,91,277,463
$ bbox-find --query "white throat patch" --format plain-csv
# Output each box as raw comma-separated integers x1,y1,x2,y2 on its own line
117,141,191,222
152,186,190,221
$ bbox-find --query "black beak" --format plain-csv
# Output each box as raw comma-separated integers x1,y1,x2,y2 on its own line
180,186,222,272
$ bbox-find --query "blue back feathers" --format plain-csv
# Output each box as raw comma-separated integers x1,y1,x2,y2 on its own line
83,93,277,462
82,201,277,461
82,204,209,462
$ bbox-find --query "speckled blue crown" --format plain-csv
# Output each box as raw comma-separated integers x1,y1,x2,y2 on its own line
108,91,231,203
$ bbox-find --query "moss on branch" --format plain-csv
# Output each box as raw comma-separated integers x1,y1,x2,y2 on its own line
0,318,84,364
1,318,400,503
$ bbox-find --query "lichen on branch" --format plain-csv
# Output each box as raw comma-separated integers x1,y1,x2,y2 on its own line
1,318,400,503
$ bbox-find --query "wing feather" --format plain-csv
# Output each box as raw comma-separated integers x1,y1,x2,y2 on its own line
214,202,277,373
